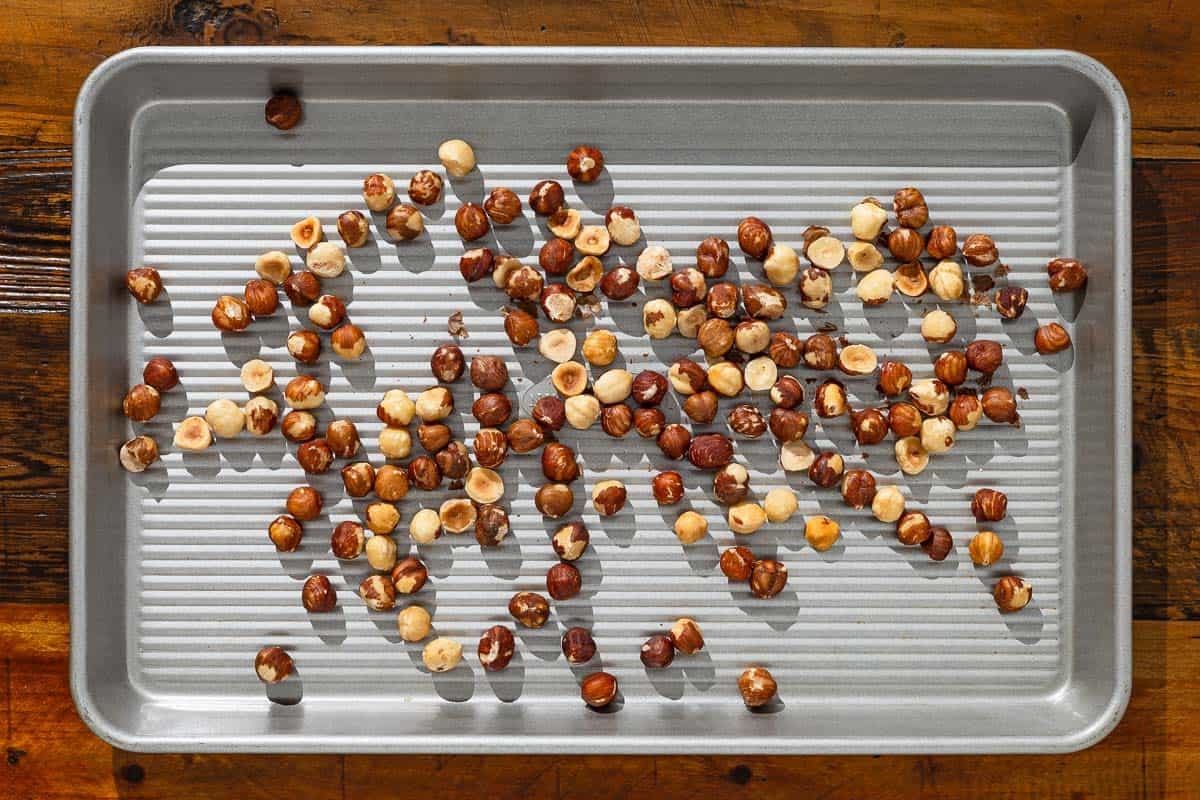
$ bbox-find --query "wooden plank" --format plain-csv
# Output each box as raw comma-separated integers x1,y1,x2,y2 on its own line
0,148,71,313
0,0,1194,158
3,604,1196,799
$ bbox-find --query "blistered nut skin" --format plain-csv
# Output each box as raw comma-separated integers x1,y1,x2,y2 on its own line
888,228,924,263
995,286,1029,320
850,408,888,445
972,488,1009,522
281,410,317,443
283,271,321,306
458,247,495,283
728,404,767,438
706,282,739,319
268,515,303,552
474,503,511,547
119,435,159,473
877,361,912,397
601,403,633,437
963,233,999,267
1047,257,1088,292
969,531,1005,566
529,180,565,215
909,378,950,416
123,384,161,422
737,217,772,259
670,268,707,307
331,324,366,360
734,319,771,354
840,469,876,509
763,244,800,286
921,309,958,343
743,284,787,320
212,295,251,332
934,351,968,387
592,479,628,516
657,424,692,460
397,606,432,642
768,408,809,443
244,397,279,436
546,562,582,601
478,625,516,672
542,442,580,483
643,299,677,339
921,416,957,454
808,451,845,488
994,576,1033,612
966,340,1004,376
640,634,675,668
739,667,778,708
539,238,575,276
763,487,798,523
509,592,551,628
336,210,370,248
472,428,509,469
982,387,1020,424
814,380,848,418
666,618,704,655
285,376,326,412
255,646,294,685
896,510,933,545
749,559,788,597
696,235,731,278
360,573,398,611
308,294,346,330
698,318,735,359
922,527,953,561
850,198,888,241
534,483,574,518
301,575,337,613
362,173,396,212
552,522,590,561
386,204,424,241
925,225,957,259
895,436,930,475
707,361,743,397
1035,323,1072,354
893,186,929,228
950,393,983,431
871,485,906,523
422,637,463,672
126,267,164,303
770,376,804,409
720,546,755,580
713,463,750,506
652,471,685,505
889,402,923,437
438,138,476,177
633,407,666,438
566,144,605,182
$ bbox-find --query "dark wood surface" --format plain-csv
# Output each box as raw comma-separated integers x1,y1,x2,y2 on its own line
1,1,1198,797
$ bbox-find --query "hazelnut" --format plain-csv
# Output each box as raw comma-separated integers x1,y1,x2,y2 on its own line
281,410,317,442
308,294,346,330
289,215,323,250
995,286,1029,320
728,404,767,438
535,483,575,518
552,521,590,561
674,510,710,544
763,487,798,523
640,634,675,669
920,416,957,454
455,202,490,242
734,319,771,354
929,259,965,301
465,466,504,505
532,396,568,431
506,418,546,453
765,333,802,370
749,559,787,597
950,392,983,431
909,378,950,416
982,387,1020,424
804,515,841,551
551,361,588,397
505,265,545,302
529,180,565,215
707,361,744,397
593,368,634,404
804,333,838,370
243,396,279,437
770,376,805,409
971,488,1009,522
994,576,1032,613
713,463,750,505
501,308,539,347
374,465,410,502
763,243,800,286
681,305,709,341
840,469,876,509
331,324,366,360
306,241,346,279
365,533,398,571
934,351,968,386
814,379,848,418
592,479,628,516
483,186,523,225
805,235,845,271
668,358,707,395
966,340,1004,376
282,271,322,307
561,256,603,295
665,618,704,655
397,606,433,642
924,225,957,259
379,427,413,460
212,295,251,332
808,451,845,488
580,672,618,708
301,574,337,613
415,386,454,422
969,531,1005,566
405,169,443,206
729,502,767,535
642,298,677,339
565,144,605,182
670,268,707,307
871,485,906,523
119,435,159,473
894,436,929,475
234,359,273,395
374,389,414,428
341,462,375,498
696,235,731,278
140,357,180,394
706,282,740,319
720,546,755,581
475,503,511,546
365,500,401,536
737,216,772,259
541,442,580,483
268,515,303,552
688,432,734,470
336,210,370,248
1047,257,1088,292
737,356,779,394
657,424,692,460
1035,322,1072,354
408,455,443,491
921,309,958,343
458,247,495,283
565,394,601,429
631,245,672,282
605,206,641,246
633,407,666,438
850,198,888,241
698,318,735,358
562,627,597,665
876,361,912,397
888,402,923,437
547,207,584,240
243,279,279,317
122,384,161,422
386,204,424,241
652,471,685,505
963,233,999,267
768,407,809,442
435,441,471,479
286,485,323,522
546,562,582,601
738,667,778,708
360,573,398,611
896,510,932,545
850,408,888,445
576,224,611,256
508,592,551,628
438,138,476,177
888,227,925,264
601,403,633,437
922,527,953,561
473,428,509,469
126,267,163,303
408,508,441,544
362,173,397,212
478,625,516,672
422,637,463,672
848,242,886,273
255,646,294,685
779,440,816,472
204,398,243,438
539,238,575,276
893,186,929,228
838,343,878,376
599,265,640,300
742,284,787,320
286,329,321,364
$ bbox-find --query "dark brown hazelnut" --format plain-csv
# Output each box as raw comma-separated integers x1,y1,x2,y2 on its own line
982,387,1020,424
683,390,719,424
972,488,1008,522
670,618,705,654
264,92,301,130
814,379,848,418
877,361,913,396
922,528,953,561
539,238,575,276
408,455,442,490
627,370,667,408
840,469,876,509
529,180,565,215
966,340,1004,376
633,407,666,438
281,410,317,442
212,294,251,332
669,268,707,307
770,376,805,409
720,546,755,581
767,332,802,368
893,186,929,228
503,308,540,346
122,384,161,422
737,216,772,259
325,419,360,459
268,515,303,552
551,521,589,561
896,510,932,545
418,422,453,453
126,267,163,303
850,408,889,445
697,320,735,361
808,451,845,488
749,559,788,598
657,424,692,460
472,428,509,469
1035,323,1072,354
330,520,366,559
459,247,495,283
696,235,731,278
535,483,574,518
484,187,522,224
995,286,1029,320
286,330,321,365
1047,257,1088,292
962,234,999,267
282,271,321,306
244,278,279,317
950,392,983,430
408,169,443,205
141,356,179,392
580,671,618,708
934,351,969,387
468,355,508,391
713,463,750,505
478,625,516,672
540,284,577,323
994,576,1033,612
888,402,923,437
301,574,336,612
741,284,787,320
669,358,708,395
341,462,375,498
688,432,734,470
472,393,512,427
706,282,740,318
651,471,685,505
925,225,957,259
768,407,809,442
541,442,580,483
506,418,545,453
296,439,334,474
532,395,567,431
475,503,510,546
505,266,545,302
508,591,550,628
601,403,633,438
454,202,490,241
593,268,637,305
391,556,429,594
887,227,924,262
640,634,675,669
546,562,582,601
435,440,471,479
373,464,409,502
566,145,605,182
337,210,370,247
562,627,597,664
727,404,767,438
804,334,838,370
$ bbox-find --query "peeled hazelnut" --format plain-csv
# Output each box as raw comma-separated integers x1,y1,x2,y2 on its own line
669,358,708,395
306,241,347,279
729,502,766,535
435,440,471,480
698,318,735,358
814,379,848,418
593,368,634,404
535,483,574,518
542,442,580,483
713,463,750,505
475,503,510,546
972,488,1009,522
203,398,243,438
532,396,567,431
478,625,516,672
706,282,740,319
657,424,692,460
483,186,523,225
763,487,798,524
578,329,615,366
397,605,432,643
126,267,163,303
856,267,895,305
670,267,707,307
119,435,159,473
838,343,878,376
850,407,888,445
804,515,841,551
770,376,804,409
528,328,573,365
929,259,965,301
391,557,429,595
982,387,1020,424
122,384,161,422
408,455,443,491
871,485,906,523
737,217,772,259
888,402,923,437
576,225,611,257
888,229,924,264
963,233,999,267
529,180,565,215
848,241,886,274
509,591,551,628
763,244,800,285
806,236,845,271
969,531,1005,566
779,440,816,472
281,410,317,443
966,340,1004,376
505,265,545,302
1035,322,1072,354
995,286,1029,320
696,235,731,278
551,362,588,397
909,378,950,416
364,501,400,536
639,634,674,669
212,295,251,332
365,537,397,575
768,407,809,443
601,403,633,437
599,265,640,300
720,546,755,580
728,404,767,438
408,508,441,544
840,469,876,509
652,471,685,505
268,515,303,552
850,198,888,241
605,206,641,246
546,562,582,601
934,351,969,386
301,575,337,613
459,247,495,283
438,138,476,177
743,357,777,393
707,361,744,397
739,667,778,708
1047,257,1088,292
742,284,787,320
362,173,396,212
920,415,957,454
643,298,677,339
896,509,932,545
804,333,838,370
950,392,983,431
749,559,787,597
808,451,845,488
565,394,601,429
592,480,627,516
308,294,346,330
415,386,454,422
564,255,603,293
734,319,771,354
894,436,930,476
994,576,1032,612
336,210,370,248
877,361,912,396
290,216,323,249
552,521,590,561
580,671,618,708
422,637,463,672
633,407,666,438
386,204,424,241
373,389,414,428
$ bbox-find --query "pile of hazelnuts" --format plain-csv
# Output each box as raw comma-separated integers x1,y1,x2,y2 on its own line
125,110,1084,712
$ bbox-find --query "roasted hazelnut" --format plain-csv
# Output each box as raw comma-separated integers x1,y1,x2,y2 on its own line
365,499,401,536
283,271,322,307
628,407,664,438
921,309,957,344
254,645,294,685
268,515,303,552
529,180,565,215
894,436,929,475
478,186,523,226
994,576,1032,612
705,282,739,319
742,284,787,320
1035,322,1072,354
540,284,577,323
541,442,580,483
949,392,983,431
871,485,906,523
601,403,633,438
604,206,640,247
966,340,1004,376
707,361,744,397
437,137,475,177
734,319,771,354
362,173,396,212
838,343,878,376
890,262,928,300
847,407,887,446
521,399,563,437
212,295,251,332
929,260,965,302
546,562,582,601
763,487,798,523
285,376,327,410
981,386,1019,424
580,671,618,708
738,667,778,708
779,440,816,472
140,357,180,394
909,378,950,416
470,428,508,470
330,324,366,360
925,225,957,259
337,462,375,499
505,265,545,303
119,435,159,472
971,488,1009,523
767,407,809,443
698,318,735,359
566,144,605,182
286,485,323,522
565,395,601,430
769,376,804,410
674,510,710,544
962,233,999,267
308,294,346,330
389,557,429,596
876,361,912,397
498,308,539,347
301,574,337,613
415,386,454,422
241,396,277,437
850,197,889,241
657,424,692,460
456,247,495,283
893,186,929,228
373,465,408,503
576,225,611,256
453,202,489,242
402,169,442,206
204,398,244,438
763,243,800,286
598,265,639,301
763,334,802,371
499,419,542,455
478,625,516,672
685,235,731,280
643,298,677,339
720,546,755,581
416,423,451,454
539,238,575,276
921,416,956,454
888,229,924,263
647,471,684,506
969,531,1005,566
896,509,932,545
1047,257,1088,292
435,440,470,480
728,404,767,438
548,209,583,240
509,591,551,628
856,267,895,305
386,203,424,241
995,286,1029,320
640,634,674,669
281,410,317,443
557,626,597,665
804,515,841,551
407,508,441,544
840,469,876,510
243,278,279,317
922,527,953,561
666,358,706,396
408,455,442,491
668,268,706,308
737,216,772,259
122,384,161,422
306,241,346,279
422,637,463,672
365,534,398,572
688,432,734,470
814,379,848,418
802,334,836,370
888,402,923,437
126,267,163,303
592,479,627,516
808,451,845,488
322,419,358,458
535,483,575,519
934,351,969,387
337,210,370,247
551,361,588,396
551,521,589,561
296,438,334,474
749,559,787,598
373,389,414,428
475,503,510,546
713,463,750,505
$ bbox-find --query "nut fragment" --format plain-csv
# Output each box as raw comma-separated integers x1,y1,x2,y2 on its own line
439,498,478,534
963,234,999,267
838,343,878,376
737,217,772,259
805,235,845,270
848,241,886,273
674,510,709,544
119,435,158,473
738,667,778,708
893,260,928,296
290,216,323,249
1035,323,1072,354
749,559,787,597
438,138,476,177
1047,257,1088,292
994,576,1032,612
871,485,906,523
894,436,929,476
576,225,611,257
779,440,815,472
969,531,1005,566
173,416,213,451
465,467,505,505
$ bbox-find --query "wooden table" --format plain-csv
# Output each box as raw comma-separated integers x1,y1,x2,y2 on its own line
2,2,1197,797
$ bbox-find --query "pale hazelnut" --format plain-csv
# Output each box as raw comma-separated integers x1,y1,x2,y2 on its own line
707,361,744,397
306,241,346,279
856,268,894,305
871,485,906,523
642,298,677,339
920,416,957,454
799,267,833,309
362,173,396,212
593,368,633,404
837,344,878,376
969,531,1005,566
734,319,771,354
763,487,798,523
365,534,398,572
409,508,442,545
805,515,841,551
465,467,504,505
762,244,799,285
894,260,928,296
255,250,293,284
374,465,409,502
743,356,777,392
415,386,453,422
438,138,476,177
605,206,641,246
205,398,245,438
909,378,951,416
397,605,432,642
290,216,323,249
540,328,579,364
331,324,366,360
551,361,588,396
376,389,415,427
422,637,464,672
549,208,583,240
674,510,709,544
779,440,815,472
929,259,965,301
729,502,767,535
365,503,401,536
565,394,601,429
239,359,274,393
895,436,930,475
283,376,324,410
635,245,674,282
847,242,885,272
814,379,847,418
579,329,615,366
850,198,888,241
805,235,845,270
378,427,413,460
575,224,611,256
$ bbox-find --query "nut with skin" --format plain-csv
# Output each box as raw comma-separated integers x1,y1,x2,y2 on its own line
996,286,1029,320
408,508,441,544
308,294,346,330
575,225,611,256
698,318,735,359
469,355,509,392
840,469,876,509
734,319,771,354
475,503,510,546
972,488,1009,521
804,334,838,370
465,467,505,505
592,480,628,516
713,463,750,506
422,637,463,672
386,204,424,241
286,485,323,522
337,210,370,247
707,361,744,397
438,138,476,177
1047,257,1088,292
205,398,244,438
546,562,582,601
552,521,589,561
929,259,965,302
696,235,731,278
268,515,303,552
606,206,642,246
642,299,677,339
729,502,767,535
484,187,523,225
341,462,375,498
640,634,675,668
325,419,360,458
982,387,1020,424
397,606,432,642
391,557,429,595
888,402,923,437
805,515,841,551
504,265,544,302
506,418,545,453
950,392,984,431
365,534,398,571
306,242,347,279
633,407,666,438
921,416,957,454
893,186,929,228
966,340,1004,376
529,180,565,215
888,229,924,263
503,308,540,347
542,442,580,483
287,329,321,364
119,435,159,473
909,378,950,416
125,267,164,304
243,397,278,436
896,510,932,545
562,627,597,665
123,384,161,422
856,268,895,305
408,455,442,491
850,198,889,241
415,386,454,422
670,619,706,656
509,592,551,628
652,471,685,505
739,667,778,708
743,284,787,320
922,527,954,561
599,265,640,300
871,485,906,523
934,351,968,386
814,380,848,418
1035,323,1072,354
963,234,999,267
706,282,740,319
566,145,605,182
455,202,490,241
376,389,415,427
749,559,787,597
769,407,809,442
926,225,958,259
601,403,633,437
688,432,735,470
281,410,317,443
255,646,294,685
770,376,805,409
737,217,772,259
720,546,755,581
728,404,767,438
767,333,802,370
301,575,337,613
539,238,575,275
535,483,574,517
565,394,601,430
895,436,930,476
472,428,509,469
657,424,692,460
244,278,279,317
994,576,1033,612
670,267,708,307
142,356,179,393
532,396,567,431
669,358,708,395
743,357,779,396
212,295,251,332
921,309,958,343
877,361,912,396
850,407,888,445
969,531,1005,566
439,498,477,535
408,169,443,206
459,247,495,282
580,672,618,708
779,440,816,473
429,344,465,384
362,173,396,212
808,451,845,488
290,216,323,249
763,487,798,523
478,625,516,672
551,362,588,397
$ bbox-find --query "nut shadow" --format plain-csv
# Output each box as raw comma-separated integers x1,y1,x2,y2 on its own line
573,171,615,215
306,604,347,646
484,648,526,702
136,288,176,338
432,660,477,702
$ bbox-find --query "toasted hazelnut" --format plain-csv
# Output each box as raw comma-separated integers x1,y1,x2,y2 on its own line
565,256,603,295
546,562,582,601
367,465,405,505
768,407,809,443
542,442,580,483
1047,257,1088,292
306,241,347,280
962,233,999,267
336,210,370,247
838,343,878,376
537,238,574,277
282,485,321,523
982,387,1020,424
601,403,633,437
576,224,611,256
888,402,923,437
592,480,627,516
966,340,1004,376
605,206,641,246
896,509,932,545
972,488,1009,522
415,386,454,422
855,267,895,306
848,241,885,272
738,667,778,707
290,216,323,249
542,209,582,243
705,282,739,319
501,418,542,454
283,271,322,307
562,144,605,182
504,265,544,303
529,180,565,215
657,424,692,460
386,204,424,241
893,186,929,228
734,319,771,354
917,309,958,345
909,378,950,416
532,396,567,432
404,169,443,206
969,531,1005,566
742,284,787,320
551,362,588,397
551,521,589,561
580,671,618,708
850,407,888,445
1035,322,1072,354
994,576,1032,612
729,502,766,535
565,394,601,430
804,333,838,370
408,508,441,544
557,626,597,667
933,351,968,387
921,416,956,454
212,295,251,332
698,318,735,359
929,260,965,302
422,637,463,672
535,483,574,519
749,559,787,597
308,294,346,330
264,513,304,556
763,244,800,286
379,427,412,460
888,228,924,264
122,384,161,422
921,527,953,561
779,440,816,472
876,361,912,396
668,358,707,395
338,461,375,499
742,357,777,394
204,398,243,438
737,217,772,259
119,435,159,472
301,575,336,613
474,503,510,547
763,487,798,524
455,247,495,283
762,334,802,372
720,546,755,580
281,410,317,443
244,278,279,317
468,429,507,471
840,469,876,509
670,268,707,307
477,625,516,672
808,451,845,488
633,407,666,438
803,515,840,551
438,138,476,177
396,605,432,642
707,361,744,398
569,331,613,370
435,440,470,480
850,198,889,241
923,224,956,259
527,328,573,365
713,463,750,505
814,379,848,418
995,286,1029,320
637,633,674,669
408,455,442,491
284,330,320,366
871,485,906,523
696,235,731,278
642,298,677,339
372,390,414,429
126,267,163,304
591,368,632,404
365,547,400,586
770,376,804,409
254,644,294,685
365,500,401,537
894,436,929,476
455,202,490,242
508,592,551,629
728,404,767,438
139,357,179,395
649,471,684,506
477,187,523,227
599,265,640,300
949,392,983,431
330,323,366,360
362,173,396,211
496,310,539,349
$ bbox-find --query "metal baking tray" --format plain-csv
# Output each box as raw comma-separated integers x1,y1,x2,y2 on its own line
70,47,1131,753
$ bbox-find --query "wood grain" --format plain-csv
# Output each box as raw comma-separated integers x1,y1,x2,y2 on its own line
0,0,1195,157
3,605,1197,799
